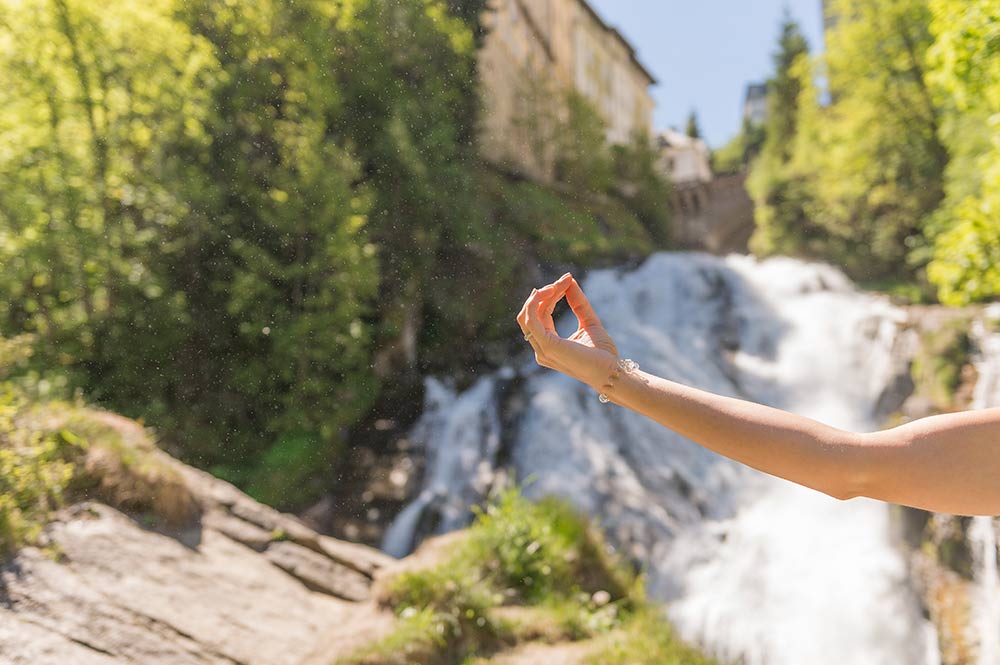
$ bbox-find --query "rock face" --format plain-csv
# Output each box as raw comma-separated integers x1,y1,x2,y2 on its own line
0,413,396,665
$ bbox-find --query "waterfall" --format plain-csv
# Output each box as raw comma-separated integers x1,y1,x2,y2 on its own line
383,252,940,665
381,375,504,558
968,303,1000,664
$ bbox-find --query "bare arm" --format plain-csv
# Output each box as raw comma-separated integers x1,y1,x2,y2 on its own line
607,368,1000,516
516,274,1000,517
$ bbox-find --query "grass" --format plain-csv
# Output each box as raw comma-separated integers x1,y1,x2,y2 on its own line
587,606,724,665
0,381,198,559
0,388,82,558
337,486,723,665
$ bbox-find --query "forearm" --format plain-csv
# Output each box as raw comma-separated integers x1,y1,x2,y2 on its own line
518,274,1000,516
603,369,869,500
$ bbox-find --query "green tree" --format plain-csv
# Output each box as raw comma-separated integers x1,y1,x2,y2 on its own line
747,16,814,258
925,0,1000,304
328,0,490,384
172,0,381,504
0,0,384,507
554,90,615,194
0,0,217,399
764,16,809,160
685,110,702,139
712,118,766,175
445,0,491,46
749,0,949,281
612,133,673,245
810,0,947,278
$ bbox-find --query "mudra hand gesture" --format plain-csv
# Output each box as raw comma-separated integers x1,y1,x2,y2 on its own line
515,273,619,392
513,272,1000,517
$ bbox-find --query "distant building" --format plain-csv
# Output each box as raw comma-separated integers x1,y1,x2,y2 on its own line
821,0,838,39
656,128,712,186
656,128,713,225
743,82,768,127
477,0,657,181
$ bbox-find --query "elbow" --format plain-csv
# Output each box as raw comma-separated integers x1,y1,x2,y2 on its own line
831,483,864,502
828,476,867,502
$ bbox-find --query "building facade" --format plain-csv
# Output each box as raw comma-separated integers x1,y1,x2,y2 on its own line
477,0,656,181
657,128,712,187
656,127,712,222
743,82,768,127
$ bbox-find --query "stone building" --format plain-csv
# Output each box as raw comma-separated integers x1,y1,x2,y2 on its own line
743,82,768,127
477,0,657,182
656,127,713,227
657,128,712,187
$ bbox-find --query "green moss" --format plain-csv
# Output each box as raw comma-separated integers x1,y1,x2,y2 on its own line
54,409,197,526
910,317,974,409
918,514,975,581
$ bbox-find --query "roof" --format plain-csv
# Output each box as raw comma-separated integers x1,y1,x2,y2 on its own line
658,128,709,151
745,82,768,100
575,0,658,86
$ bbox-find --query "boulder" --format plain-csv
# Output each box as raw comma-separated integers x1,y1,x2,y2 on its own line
0,411,397,665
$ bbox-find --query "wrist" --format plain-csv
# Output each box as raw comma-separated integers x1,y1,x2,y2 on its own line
597,358,639,404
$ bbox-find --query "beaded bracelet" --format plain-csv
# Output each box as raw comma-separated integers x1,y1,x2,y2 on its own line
598,358,639,403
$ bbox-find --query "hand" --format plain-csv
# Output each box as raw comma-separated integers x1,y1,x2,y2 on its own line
515,273,619,391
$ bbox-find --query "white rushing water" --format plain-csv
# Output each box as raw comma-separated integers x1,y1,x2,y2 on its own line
382,376,505,557
968,304,1000,665
383,252,941,665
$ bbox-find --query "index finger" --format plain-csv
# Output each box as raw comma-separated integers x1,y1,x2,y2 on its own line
566,277,603,328
534,277,572,333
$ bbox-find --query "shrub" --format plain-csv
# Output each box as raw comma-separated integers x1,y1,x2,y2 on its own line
340,485,643,664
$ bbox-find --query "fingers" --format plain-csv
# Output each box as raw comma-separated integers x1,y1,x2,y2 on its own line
516,274,573,364
566,277,603,328
516,274,570,335
533,273,573,333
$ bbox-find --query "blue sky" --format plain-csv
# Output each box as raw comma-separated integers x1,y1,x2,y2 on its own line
586,1,825,148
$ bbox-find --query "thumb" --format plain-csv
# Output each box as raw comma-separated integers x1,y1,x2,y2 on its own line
566,277,603,328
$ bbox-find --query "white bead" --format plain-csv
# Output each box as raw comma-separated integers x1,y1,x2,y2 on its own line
619,358,639,373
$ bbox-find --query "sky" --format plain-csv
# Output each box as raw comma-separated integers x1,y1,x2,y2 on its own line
586,0,825,148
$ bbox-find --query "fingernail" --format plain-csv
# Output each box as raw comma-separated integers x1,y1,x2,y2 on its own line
561,272,571,279
531,288,537,295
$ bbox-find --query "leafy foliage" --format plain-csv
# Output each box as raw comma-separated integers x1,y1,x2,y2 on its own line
746,17,819,261
587,606,723,665
749,2,950,279
341,486,707,665
554,90,617,194
685,111,702,139
613,133,674,245
0,336,196,557
925,0,1000,304
0,385,81,558
0,0,672,508
746,0,1000,299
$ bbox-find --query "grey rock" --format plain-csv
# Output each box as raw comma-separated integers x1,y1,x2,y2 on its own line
265,541,371,602
0,418,398,665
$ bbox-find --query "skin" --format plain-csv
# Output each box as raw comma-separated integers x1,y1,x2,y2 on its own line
516,273,1000,517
